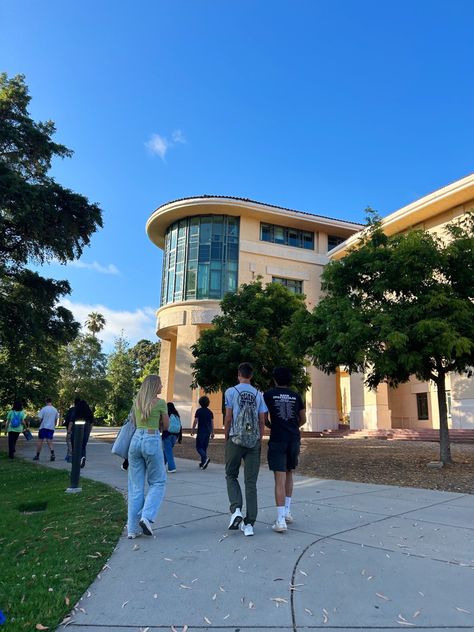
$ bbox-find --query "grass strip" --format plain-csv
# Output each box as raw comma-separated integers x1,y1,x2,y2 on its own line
0,453,126,631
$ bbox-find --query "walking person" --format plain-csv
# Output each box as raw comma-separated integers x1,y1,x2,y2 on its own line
191,396,214,469
264,367,306,533
162,402,182,473
127,374,169,539
224,362,267,536
70,398,94,468
33,398,59,462
6,400,28,459
63,402,75,463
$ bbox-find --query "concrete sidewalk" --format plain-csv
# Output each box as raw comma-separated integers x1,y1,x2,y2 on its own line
15,430,474,632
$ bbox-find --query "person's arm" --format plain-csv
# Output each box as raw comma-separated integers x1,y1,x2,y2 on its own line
23,411,28,429
298,409,306,428
224,408,232,441
190,414,198,436
160,413,170,432
258,412,266,439
210,412,214,439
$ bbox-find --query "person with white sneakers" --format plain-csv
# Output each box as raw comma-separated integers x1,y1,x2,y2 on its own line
264,367,306,533
224,362,267,537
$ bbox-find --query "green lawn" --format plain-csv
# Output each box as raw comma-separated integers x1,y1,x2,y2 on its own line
0,453,126,631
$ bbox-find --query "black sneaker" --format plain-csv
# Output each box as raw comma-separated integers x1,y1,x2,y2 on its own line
202,457,210,470
33,455,39,461
50,453,55,462
80,457,86,468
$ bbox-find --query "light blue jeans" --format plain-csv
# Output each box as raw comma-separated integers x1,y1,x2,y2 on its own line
127,428,167,535
162,434,177,471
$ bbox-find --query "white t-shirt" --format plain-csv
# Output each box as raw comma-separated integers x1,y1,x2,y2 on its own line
38,405,59,430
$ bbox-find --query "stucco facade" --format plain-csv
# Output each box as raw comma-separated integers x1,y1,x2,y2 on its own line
147,197,361,427
147,176,474,430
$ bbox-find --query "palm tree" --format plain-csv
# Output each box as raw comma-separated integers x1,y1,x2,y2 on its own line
85,312,106,337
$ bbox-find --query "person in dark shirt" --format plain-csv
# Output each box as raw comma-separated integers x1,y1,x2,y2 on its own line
191,396,214,469
264,367,306,533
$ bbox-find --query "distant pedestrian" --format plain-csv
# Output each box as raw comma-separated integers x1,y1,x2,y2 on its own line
224,362,267,537
6,400,28,459
264,367,306,533
63,403,75,463
162,402,182,473
127,374,169,539
70,398,94,468
191,396,214,469
33,398,59,462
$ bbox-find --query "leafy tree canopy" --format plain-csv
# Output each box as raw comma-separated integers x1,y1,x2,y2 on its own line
191,280,310,394
57,333,109,412
130,339,161,378
288,211,474,463
106,333,135,423
0,73,103,405
85,312,106,337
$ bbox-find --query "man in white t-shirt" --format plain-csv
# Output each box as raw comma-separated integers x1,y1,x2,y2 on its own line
33,398,59,462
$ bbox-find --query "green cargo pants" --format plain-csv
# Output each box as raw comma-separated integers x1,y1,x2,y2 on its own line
225,439,261,525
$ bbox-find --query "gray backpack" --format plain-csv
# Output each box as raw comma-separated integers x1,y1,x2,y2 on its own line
231,387,260,448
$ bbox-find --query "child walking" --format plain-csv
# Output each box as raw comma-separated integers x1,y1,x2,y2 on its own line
191,396,214,469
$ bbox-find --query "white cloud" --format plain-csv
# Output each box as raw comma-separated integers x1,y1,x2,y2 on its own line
145,129,186,160
68,260,120,275
60,299,157,350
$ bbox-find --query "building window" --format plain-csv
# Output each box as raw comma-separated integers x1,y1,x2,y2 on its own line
272,277,303,294
416,393,429,420
161,215,240,306
260,223,314,250
327,235,345,251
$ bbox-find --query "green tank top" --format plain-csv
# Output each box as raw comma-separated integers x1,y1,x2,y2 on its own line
134,398,167,429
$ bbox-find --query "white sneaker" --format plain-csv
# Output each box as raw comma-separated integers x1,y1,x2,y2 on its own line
285,512,294,524
127,532,142,539
272,518,287,533
139,516,153,536
228,508,243,530
240,522,254,536
168,469,177,473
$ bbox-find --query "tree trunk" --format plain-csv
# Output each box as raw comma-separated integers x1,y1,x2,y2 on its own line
435,372,452,465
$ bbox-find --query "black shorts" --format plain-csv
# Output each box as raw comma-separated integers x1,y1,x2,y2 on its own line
267,437,300,472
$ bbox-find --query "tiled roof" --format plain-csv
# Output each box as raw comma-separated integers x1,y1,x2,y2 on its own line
156,195,364,227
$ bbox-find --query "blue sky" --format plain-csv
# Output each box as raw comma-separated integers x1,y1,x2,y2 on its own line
2,0,474,349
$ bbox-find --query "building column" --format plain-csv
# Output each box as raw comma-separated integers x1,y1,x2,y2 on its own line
306,367,339,431
172,324,200,427
349,373,392,429
450,372,474,429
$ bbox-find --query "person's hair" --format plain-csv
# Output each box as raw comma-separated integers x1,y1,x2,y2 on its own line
238,362,253,379
135,375,162,421
167,402,180,417
272,366,292,386
12,400,22,412
74,399,93,422
46,398,52,404
198,395,210,408
74,397,81,406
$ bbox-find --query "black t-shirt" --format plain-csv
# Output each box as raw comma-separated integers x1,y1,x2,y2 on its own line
263,387,304,440
194,407,213,435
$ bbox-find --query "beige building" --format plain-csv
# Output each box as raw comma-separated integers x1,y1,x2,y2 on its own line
146,175,474,430
146,196,361,427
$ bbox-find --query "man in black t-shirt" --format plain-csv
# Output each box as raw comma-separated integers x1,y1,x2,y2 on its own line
264,367,306,533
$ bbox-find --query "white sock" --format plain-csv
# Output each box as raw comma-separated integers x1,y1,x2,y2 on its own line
277,506,286,521
285,497,292,513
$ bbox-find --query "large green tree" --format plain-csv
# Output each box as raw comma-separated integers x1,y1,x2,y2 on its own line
106,334,135,423
57,333,109,413
0,73,103,404
288,213,474,464
129,339,160,384
85,312,106,337
191,280,310,394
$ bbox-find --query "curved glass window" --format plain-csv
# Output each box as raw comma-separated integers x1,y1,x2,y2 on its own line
161,215,240,306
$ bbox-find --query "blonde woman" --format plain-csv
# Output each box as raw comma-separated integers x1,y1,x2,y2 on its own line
127,375,169,538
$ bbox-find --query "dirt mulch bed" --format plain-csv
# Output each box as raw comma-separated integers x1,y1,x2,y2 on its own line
172,435,474,494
